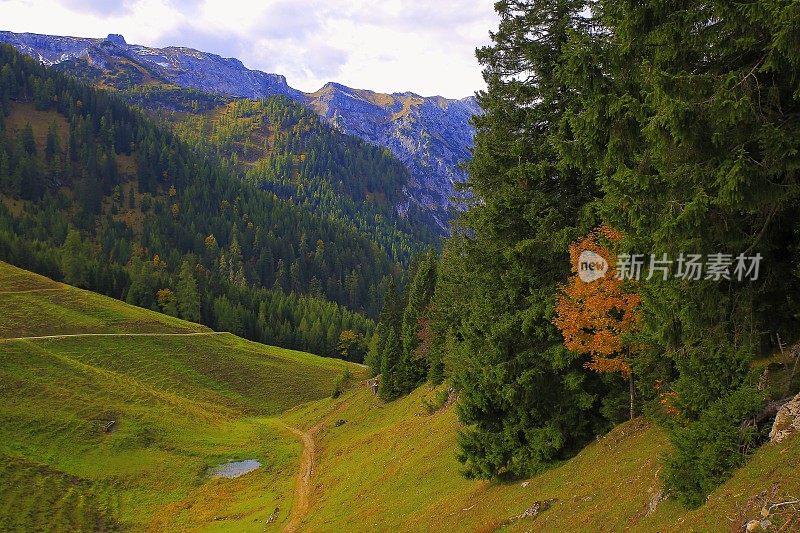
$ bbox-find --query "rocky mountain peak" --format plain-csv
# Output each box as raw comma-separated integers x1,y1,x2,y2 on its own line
105,34,126,45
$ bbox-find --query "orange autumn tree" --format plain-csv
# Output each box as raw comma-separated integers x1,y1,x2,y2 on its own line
553,226,641,420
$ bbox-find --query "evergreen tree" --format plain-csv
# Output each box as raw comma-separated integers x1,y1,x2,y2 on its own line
428,239,469,384
213,295,243,336
60,228,86,288
177,260,200,322
44,121,59,163
397,249,437,391
378,326,402,401
401,250,437,358
363,323,384,377
444,0,606,479
586,0,800,502
365,279,401,377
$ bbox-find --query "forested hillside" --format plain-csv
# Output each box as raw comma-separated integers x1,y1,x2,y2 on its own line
160,92,439,261
366,0,800,512
0,44,418,357
0,30,478,232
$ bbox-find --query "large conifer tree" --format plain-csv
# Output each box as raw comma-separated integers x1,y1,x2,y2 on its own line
447,0,608,478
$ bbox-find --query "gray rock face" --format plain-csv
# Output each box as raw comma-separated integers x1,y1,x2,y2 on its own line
0,30,478,232
306,83,479,229
770,392,800,443
105,34,126,45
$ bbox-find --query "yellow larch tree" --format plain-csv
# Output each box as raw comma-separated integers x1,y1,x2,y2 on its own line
553,226,641,419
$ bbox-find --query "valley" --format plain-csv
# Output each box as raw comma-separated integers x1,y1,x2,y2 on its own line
0,261,360,531
2,2,800,531
2,261,799,531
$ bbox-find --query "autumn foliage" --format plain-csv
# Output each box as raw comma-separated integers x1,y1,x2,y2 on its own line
553,226,640,376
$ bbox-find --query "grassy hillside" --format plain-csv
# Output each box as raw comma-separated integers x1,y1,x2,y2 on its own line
0,262,208,338
0,261,364,532
3,260,799,532
282,384,800,532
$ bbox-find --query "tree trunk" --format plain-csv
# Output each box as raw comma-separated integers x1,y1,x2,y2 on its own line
629,372,635,421
786,346,800,396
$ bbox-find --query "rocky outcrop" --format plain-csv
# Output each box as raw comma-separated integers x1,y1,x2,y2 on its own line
769,392,800,443
0,31,478,233
503,498,557,525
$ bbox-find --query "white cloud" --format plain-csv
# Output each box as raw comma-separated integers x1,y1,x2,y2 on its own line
1,0,182,44
0,0,498,97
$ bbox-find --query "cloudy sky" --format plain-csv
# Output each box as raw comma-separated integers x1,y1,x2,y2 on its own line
1,0,499,98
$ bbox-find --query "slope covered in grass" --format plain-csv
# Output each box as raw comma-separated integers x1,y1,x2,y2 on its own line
3,260,798,532
0,262,209,338
281,386,670,531
283,384,800,532
0,261,364,532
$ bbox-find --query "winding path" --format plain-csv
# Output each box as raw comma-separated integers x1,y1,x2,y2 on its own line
0,287,68,295
284,425,317,533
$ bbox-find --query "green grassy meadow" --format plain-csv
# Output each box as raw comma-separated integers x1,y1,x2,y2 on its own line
0,262,208,338
0,261,361,531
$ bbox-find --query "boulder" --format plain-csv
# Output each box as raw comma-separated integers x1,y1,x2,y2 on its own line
770,392,800,443
517,499,556,520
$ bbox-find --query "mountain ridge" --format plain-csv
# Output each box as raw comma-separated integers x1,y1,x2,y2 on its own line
0,30,478,231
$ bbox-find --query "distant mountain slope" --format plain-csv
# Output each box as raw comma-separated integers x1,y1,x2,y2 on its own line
307,83,478,229
0,30,478,231
155,92,441,252
0,31,303,100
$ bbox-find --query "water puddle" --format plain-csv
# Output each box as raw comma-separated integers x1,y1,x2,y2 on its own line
211,459,261,478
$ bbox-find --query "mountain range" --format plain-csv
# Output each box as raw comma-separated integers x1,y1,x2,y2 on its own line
0,31,479,231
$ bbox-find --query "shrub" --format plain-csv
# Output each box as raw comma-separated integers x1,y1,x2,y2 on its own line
331,369,351,399
663,386,764,507
422,387,450,414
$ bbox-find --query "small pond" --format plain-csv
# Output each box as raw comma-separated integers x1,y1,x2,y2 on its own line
211,459,261,479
